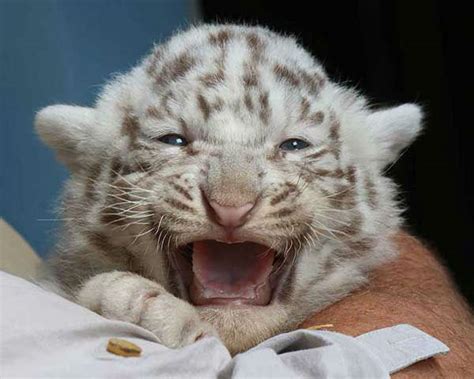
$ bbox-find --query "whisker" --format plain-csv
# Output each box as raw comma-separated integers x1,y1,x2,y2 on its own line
131,226,155,244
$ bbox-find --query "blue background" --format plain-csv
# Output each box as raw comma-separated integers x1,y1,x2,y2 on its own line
0,0,196,257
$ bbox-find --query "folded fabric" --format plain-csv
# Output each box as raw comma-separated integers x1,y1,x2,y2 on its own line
0,271,448,378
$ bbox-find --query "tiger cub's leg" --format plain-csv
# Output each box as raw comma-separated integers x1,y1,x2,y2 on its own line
76,271,218,348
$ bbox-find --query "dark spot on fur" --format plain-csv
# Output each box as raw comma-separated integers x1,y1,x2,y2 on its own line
329,117,341,160
333,168,345,179
365,176,378,208
155,53,196,88
197,94,211,121
309,111,325,125
299,97,311,121
171,183,193,201
121,111,140,147
299,70,326,95
329,119,340,141
212,97,224,113
100,208,124,226
306,148,329,161
110,158,122,178
139,161,153,172
346,166,357,184
179,117,189,132
246,32,264,53
309,255,344,287
87,231,114,254
328,184,357,210
209,30,232,47
168,174,182,180
119,164,133,176
270,183,297,206
274,64,300,87
243,63,259,87
146,106,163,119
267,148,282,162
338,214,362,237
200,69,225,87
84,163,102,201
244,92,254,112
259,91,270,124
165,198,196,214
299,165,355,186
269,208,294,218
120,161,152,176
246,32,265,61
161,90,176,116
347,238,373,254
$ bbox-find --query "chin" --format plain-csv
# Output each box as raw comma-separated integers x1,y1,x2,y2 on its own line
167,238,299,354
197,303,291,355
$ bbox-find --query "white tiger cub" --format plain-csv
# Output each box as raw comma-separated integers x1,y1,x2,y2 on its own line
35,24,422,354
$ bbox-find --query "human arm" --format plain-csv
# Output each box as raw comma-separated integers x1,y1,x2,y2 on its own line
301,232,474,378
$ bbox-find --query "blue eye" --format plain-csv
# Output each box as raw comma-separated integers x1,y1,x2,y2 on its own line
279,138,311,151
158,134,188,146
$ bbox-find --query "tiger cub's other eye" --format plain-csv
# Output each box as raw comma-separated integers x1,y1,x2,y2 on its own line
279,138,311,151
158,134,188,146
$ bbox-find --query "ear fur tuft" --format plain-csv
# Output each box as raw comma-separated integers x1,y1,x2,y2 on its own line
35,105,97,170
367,104,423,167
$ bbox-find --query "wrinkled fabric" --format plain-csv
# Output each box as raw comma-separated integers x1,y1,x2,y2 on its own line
0,271,448,378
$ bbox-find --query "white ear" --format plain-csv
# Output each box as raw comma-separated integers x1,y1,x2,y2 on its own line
35,105,97,170
367,104,423,168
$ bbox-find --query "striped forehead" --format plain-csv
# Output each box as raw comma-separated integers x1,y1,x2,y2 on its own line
146,27,325,92
135,26,330,144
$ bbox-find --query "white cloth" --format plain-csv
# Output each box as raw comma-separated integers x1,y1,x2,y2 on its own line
0,271,449,378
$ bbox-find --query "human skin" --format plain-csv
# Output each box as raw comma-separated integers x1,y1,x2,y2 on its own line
301,232,474,378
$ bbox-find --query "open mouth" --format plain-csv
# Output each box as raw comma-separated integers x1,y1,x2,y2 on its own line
173,240,287,306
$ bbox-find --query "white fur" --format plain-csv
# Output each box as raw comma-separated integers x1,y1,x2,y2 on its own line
367,104,423,168
36,24,423,354
77,271,216,347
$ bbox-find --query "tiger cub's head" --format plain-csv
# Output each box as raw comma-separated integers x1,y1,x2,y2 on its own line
36,24,422,353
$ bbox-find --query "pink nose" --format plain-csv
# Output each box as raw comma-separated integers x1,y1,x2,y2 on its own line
208,201,254,228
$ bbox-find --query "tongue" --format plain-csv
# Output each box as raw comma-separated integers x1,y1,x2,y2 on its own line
190,241,275,306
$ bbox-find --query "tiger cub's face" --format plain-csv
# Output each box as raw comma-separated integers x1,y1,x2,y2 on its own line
36,24,422,352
